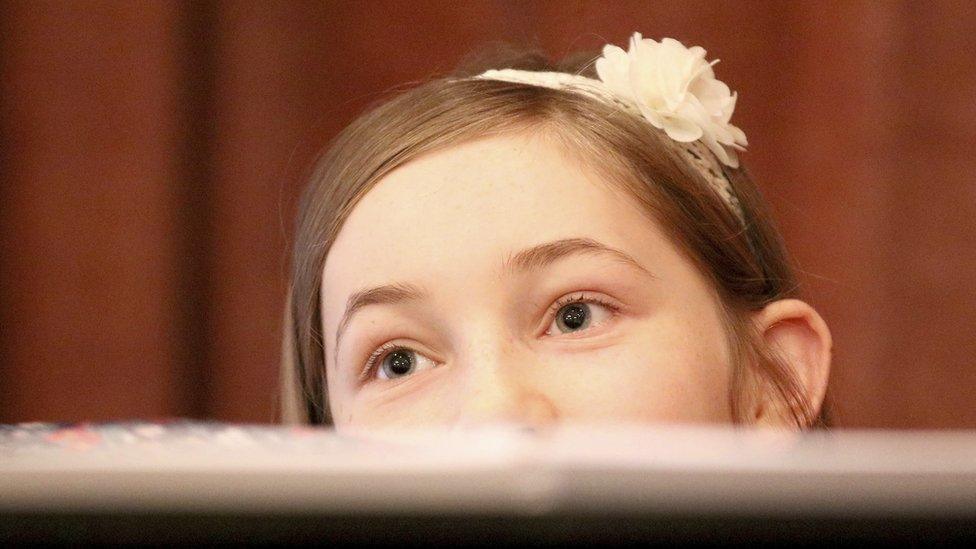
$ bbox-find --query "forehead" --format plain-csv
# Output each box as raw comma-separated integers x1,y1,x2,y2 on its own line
321,131,679,341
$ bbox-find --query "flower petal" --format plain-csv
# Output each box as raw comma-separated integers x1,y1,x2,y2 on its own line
633,99,665,130
724,147,740,169
662,115,703,142
690,77,731,119
597,33,748,165
725,122,747,147
629,41,668,111
595,44,634,100
700,131,736,167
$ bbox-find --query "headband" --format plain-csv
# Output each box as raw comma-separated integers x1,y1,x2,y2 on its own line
470,32,749,225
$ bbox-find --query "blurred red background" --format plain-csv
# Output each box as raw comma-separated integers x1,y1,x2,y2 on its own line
2,1,974,427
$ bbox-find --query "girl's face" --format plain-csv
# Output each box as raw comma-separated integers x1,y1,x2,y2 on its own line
321,131,734,430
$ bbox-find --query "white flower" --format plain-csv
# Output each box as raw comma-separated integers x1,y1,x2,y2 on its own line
595,32,748,168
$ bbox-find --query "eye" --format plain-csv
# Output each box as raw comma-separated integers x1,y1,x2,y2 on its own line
359,292,620,382
544,292,618,336
363,342,437,381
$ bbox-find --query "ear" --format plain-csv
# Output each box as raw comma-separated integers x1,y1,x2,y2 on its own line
748,299,833,428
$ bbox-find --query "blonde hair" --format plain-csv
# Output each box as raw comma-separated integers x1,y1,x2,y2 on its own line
279,46,831,428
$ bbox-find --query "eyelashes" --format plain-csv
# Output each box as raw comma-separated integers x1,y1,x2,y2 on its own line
357,291,621,383
544,291,617,337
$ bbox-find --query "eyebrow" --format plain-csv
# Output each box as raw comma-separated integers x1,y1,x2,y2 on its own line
332,237,655,365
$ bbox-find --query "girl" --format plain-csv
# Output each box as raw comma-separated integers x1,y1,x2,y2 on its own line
279,33,833,430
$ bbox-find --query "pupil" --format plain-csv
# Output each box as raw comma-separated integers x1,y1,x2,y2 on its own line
559,303,589,331
387,350,413,376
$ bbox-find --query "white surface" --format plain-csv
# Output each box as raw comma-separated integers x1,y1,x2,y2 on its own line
2,424,975,516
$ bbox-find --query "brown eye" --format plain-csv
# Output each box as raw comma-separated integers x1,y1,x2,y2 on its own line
545,295,616,336
370,346,437,380
555,303,590,332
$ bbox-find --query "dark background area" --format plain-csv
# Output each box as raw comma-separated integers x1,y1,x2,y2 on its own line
1,1,974,427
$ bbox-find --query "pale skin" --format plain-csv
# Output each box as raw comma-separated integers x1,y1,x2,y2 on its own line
321,131,832,431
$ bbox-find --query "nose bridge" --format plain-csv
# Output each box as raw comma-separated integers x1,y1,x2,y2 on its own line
453,328,559,428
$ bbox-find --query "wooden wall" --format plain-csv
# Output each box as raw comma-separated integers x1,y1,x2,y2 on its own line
2,1,974,427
